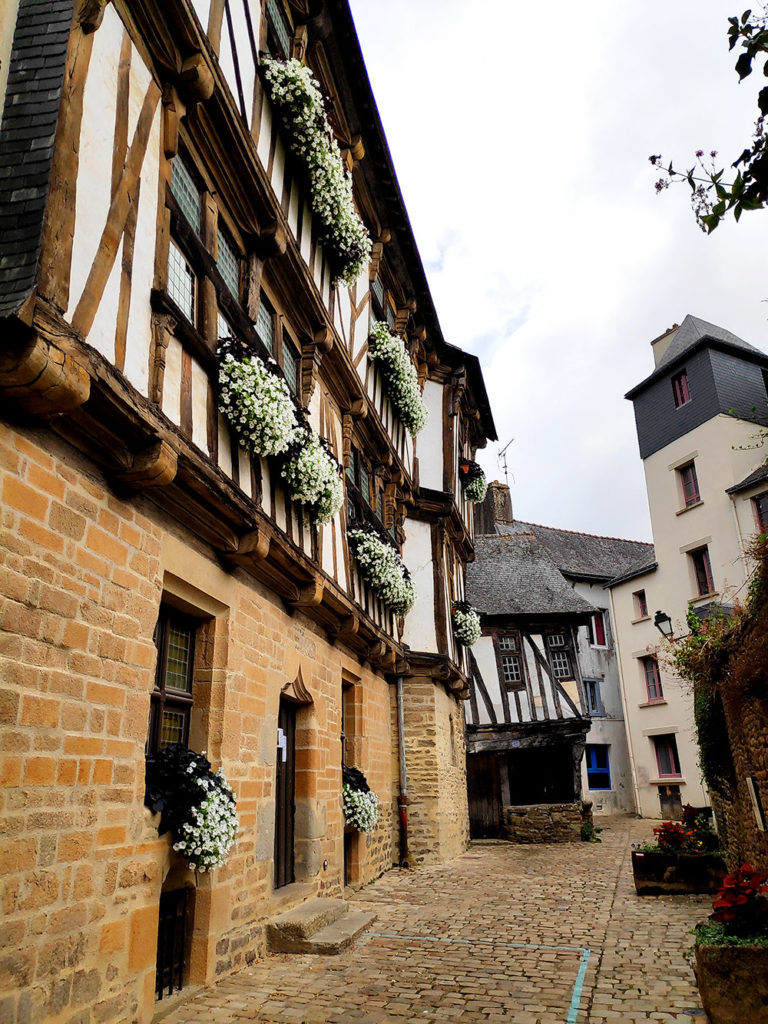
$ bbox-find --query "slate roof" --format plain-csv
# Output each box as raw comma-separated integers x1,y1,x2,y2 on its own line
626,314,768,398
496,521,655,583
726,464,768,495
605,555,658,588
0,0,72,318
466,532,597,617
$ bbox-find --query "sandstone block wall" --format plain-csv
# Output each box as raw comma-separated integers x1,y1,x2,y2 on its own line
502,802,589,843
0,423,400,1023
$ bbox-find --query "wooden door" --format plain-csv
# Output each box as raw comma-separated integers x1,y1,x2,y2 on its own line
467,752,502,838
274,700,296,888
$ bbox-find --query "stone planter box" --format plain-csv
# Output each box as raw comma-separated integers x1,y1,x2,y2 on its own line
631,850,727,895
695,942,768,1023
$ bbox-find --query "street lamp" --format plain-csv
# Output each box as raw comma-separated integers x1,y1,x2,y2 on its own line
653,610,674,640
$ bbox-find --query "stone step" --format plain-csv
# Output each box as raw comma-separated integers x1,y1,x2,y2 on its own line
279,909,378,955
267,897,348,951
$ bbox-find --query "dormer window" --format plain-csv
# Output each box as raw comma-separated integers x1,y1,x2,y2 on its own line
672,370,691,408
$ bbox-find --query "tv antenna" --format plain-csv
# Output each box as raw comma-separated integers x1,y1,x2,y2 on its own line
497,437,514,489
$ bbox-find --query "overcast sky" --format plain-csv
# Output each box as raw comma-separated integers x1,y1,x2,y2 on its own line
348,0,768,543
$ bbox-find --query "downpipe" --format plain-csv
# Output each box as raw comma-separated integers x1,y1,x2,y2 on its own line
396,676,409,867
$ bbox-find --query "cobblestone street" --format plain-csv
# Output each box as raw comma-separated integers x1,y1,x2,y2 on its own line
159,818,709,1024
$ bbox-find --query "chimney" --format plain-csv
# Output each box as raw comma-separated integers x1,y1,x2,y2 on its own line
474,480,513,534
650,323,680,367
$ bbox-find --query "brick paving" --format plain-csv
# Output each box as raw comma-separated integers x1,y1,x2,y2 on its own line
159,818,709,1023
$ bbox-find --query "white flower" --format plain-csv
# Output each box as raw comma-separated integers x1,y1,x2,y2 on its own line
348,528,415,615
464,472,488,503
368,322,427,436
219,353,302,456
452,605,482,646
342,783,379,832
262,57,371,287
175,770,239,873
281,432,344,524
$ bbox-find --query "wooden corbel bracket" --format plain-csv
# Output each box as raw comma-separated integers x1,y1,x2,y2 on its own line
78,0,110,33
287,579,325,609
0,331,90,418
226,526,272,565
328,614,359,641
178,53,215,105
113,439,178,490
299,326,334,406
257,222,288,259
367,639,386,664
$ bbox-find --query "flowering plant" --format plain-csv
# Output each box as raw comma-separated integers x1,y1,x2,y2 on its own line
348,521,416,615
458,459,488,503
368,322,427,435
710,864,768,935
280,429,344,524
261,56,370,286
452,601,482,646
342,765,378,833
218,339,301,457
144,744,238,873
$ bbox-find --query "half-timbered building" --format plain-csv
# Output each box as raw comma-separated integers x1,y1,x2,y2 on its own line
0,0,494,1018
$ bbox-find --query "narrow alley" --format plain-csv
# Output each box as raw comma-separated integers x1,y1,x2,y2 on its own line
159,818,708,1024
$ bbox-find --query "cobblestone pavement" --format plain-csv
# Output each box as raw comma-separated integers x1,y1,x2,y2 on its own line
160,818,710,1024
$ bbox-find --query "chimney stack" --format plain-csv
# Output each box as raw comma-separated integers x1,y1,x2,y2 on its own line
474,480,513,534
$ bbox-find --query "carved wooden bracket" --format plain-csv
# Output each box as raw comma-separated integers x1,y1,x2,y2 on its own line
299,326,333,406
78,0,110,33
292,24,308,61
178,53,215,105
328,614,359,641
367,639,386,663
281,665,313,704
0,333,90,418
450,368,467,417
288,579,324,609
113,439,178,490
228,527,271,565
369,241,384,282
149,313,176,405
257,222,287,259
161,85,185,159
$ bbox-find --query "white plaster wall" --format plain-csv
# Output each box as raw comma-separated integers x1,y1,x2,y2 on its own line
417,380,444,491
191,358,209,453
471,634,504,724
162,336,183,425
400,522,437,653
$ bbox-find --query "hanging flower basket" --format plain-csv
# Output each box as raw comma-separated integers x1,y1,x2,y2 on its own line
280,429,344,524
218,339,301,457
145,744,239,873
368,322,427,435
342,765,379,833
261,56,371,287
348,522,416,615
452,601,482,646
458,459,488,503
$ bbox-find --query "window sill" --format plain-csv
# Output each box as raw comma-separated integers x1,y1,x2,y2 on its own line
638,699,667,708
691,591,719,604
676,500,703,516
649,777,685,785
631,615,650,624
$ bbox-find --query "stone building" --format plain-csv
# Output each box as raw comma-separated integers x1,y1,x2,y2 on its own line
608,315,768,820
0,0,495,1019
465,484,648,839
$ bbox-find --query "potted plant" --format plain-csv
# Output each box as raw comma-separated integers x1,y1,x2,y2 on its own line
631,806,726,895
347,521,416,615
342,765,379,833
280,428,344,524
693,864,768,1023
458,459,488,503
368,322,428,435
452,600,482,646
145,744,239,873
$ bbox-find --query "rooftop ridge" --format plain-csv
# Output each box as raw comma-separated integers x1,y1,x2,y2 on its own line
513,520,653,548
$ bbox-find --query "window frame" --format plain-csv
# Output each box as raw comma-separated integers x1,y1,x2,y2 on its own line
690,545,715,597
346,443,390,538
653,734,682,779
584,678,603,716
148,607,197,754
641,655,664,702
587,611,607,648
493,631,526,692
672,370,691,408
633,589,649,619
678,461,700,507
585,744,611,790
753,492,768,533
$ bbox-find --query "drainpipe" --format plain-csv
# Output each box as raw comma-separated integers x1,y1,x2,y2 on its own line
396,676,409,867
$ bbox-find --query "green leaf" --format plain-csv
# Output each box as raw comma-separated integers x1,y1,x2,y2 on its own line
715,184,728,200
712,200,727,217
734,203,743,221
736,51,754,78
742,9,752,23
759,86,768,114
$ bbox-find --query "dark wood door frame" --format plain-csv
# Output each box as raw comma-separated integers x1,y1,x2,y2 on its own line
274,699,296,889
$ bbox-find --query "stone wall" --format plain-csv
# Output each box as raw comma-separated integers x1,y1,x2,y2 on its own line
0,422,401,1022
398,679,469,865
502,802,591,843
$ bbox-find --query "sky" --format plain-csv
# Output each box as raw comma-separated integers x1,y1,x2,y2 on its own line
348,0,768,543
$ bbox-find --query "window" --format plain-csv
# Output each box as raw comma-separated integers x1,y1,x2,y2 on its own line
547,633,566,648
633,589,648,619
500,655,524,688
371,276,386,322
216,226,240,299
266,0,292,57
167,242,196,324
584,679,603,716
497,635,518,652
171,157,202,232
255,294,274,355
678,462,700,506
282,332,300,396
549,650,572,679
641,656,663,702
346,444,387,533
653,734,682,778
672,370,691,408
754,492,768,533
586,745,611,789
148,608,195,753
690,546,714,596
587,611,607,647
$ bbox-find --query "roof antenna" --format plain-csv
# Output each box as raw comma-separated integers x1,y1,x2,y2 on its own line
497,437,514,490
